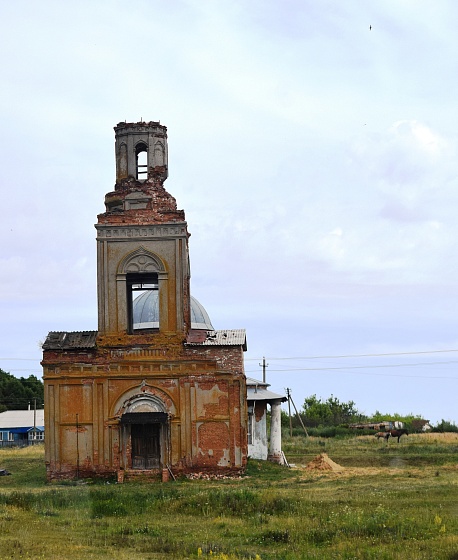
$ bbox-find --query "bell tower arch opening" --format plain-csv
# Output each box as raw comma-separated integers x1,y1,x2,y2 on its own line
127,272,159,332
116,248,168,334
135,142,148,180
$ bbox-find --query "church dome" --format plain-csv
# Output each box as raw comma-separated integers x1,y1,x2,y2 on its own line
132,292,214,330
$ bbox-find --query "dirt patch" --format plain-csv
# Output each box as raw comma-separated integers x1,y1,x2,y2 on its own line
305,453,344,472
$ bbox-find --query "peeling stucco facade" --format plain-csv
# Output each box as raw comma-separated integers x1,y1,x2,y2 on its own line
42,122,248,481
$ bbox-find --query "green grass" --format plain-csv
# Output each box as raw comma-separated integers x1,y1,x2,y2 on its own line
0,437,457,559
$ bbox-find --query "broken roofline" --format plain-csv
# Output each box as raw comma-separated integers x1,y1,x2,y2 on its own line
43,329,247,351
186,329,247,350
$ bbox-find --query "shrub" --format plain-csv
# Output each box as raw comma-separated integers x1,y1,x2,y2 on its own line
432,420,458,433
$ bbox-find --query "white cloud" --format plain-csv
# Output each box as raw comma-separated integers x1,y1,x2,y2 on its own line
2,0,458,423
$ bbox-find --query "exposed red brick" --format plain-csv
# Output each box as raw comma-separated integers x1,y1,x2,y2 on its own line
43,121,248,481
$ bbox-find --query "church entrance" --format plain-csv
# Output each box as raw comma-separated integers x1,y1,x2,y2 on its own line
131,423,160,469
120,411,168,471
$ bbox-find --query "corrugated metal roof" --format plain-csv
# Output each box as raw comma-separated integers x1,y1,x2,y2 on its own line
44,329,246,349
0,410,45,429
247,385,286,402
246,377,269,387
42,331,98,350
186,329,246,349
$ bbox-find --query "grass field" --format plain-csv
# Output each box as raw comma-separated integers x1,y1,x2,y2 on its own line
0,433,457,559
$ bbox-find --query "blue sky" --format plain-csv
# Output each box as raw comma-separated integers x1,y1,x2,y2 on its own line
1,1,458,423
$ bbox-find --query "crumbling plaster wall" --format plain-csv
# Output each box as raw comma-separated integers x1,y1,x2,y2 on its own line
248,401,268,460
43,347,247,479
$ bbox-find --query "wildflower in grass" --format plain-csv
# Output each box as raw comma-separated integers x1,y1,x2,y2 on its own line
198,547,203,557
434,514,442,526
440,524,446,533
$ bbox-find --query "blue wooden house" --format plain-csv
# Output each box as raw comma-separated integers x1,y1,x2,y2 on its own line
0,410,44,447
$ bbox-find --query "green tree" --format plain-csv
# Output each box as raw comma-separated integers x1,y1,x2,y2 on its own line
0,368,44,410
302,395,332,427
433,419,458,433
301,394,362,427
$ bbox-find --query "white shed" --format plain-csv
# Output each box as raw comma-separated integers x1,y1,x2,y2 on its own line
246,378,286,463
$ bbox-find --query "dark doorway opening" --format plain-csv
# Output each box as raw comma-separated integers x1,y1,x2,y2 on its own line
131,423,161,469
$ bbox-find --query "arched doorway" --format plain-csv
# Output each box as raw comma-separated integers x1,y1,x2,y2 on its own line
120,395,169,470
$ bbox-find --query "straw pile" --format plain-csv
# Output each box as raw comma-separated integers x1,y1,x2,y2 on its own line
305,452,344,472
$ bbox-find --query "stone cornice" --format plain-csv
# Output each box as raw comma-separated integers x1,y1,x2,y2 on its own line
42,360,225,378
95,223,188,239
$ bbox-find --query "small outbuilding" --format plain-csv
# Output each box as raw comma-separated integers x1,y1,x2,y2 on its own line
246,378,286,464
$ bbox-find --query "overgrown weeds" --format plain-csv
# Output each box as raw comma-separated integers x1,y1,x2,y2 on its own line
0,436,457,559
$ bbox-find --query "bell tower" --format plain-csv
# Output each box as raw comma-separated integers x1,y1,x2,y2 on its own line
95,121,191,339
114,120,168,183
43,120,248,481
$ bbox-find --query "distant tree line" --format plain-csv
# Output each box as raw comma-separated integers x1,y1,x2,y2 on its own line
281,394,458,435
300,394,360,427
0,368,44,413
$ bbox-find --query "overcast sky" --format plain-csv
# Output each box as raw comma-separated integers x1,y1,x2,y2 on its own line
1,1,458,424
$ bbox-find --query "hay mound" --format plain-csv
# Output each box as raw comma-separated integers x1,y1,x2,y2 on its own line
305,453,344,472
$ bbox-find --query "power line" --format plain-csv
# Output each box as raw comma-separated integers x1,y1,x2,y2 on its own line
5,348,458,363
245,348,458,361
247,359,458,372
2,369,42,373
0,358,40,361
245,370,457,380
245,365,458,379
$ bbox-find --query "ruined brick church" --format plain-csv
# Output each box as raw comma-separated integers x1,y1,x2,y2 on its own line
42,121,248,481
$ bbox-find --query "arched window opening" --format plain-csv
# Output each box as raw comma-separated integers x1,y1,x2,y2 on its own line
136,144,148,181
127,272,159,332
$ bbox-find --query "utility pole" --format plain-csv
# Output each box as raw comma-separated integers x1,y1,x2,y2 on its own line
33,398,37,444
259,356,268,383
286,388,293,437
289,389,309,437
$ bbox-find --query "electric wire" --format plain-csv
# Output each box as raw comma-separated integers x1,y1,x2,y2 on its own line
243,348,458,380
244,368,457,379
248,359,458,372
4,347,458,364
245,348,458,360
3,349,458,378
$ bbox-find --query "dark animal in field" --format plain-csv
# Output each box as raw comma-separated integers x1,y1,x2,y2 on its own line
0,469,11,476
389,429,408,443
375,431,390,441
